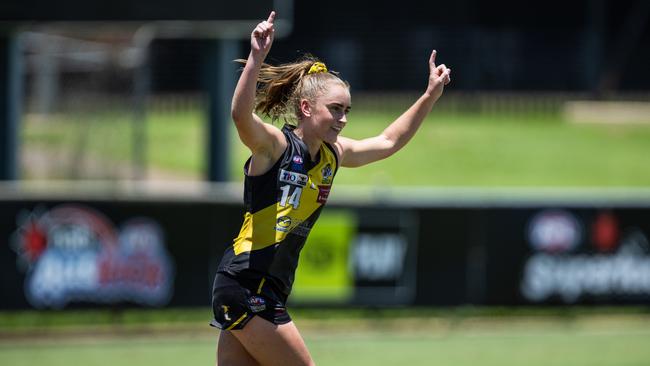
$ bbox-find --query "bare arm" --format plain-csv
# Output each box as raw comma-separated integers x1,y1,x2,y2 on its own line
231,11,286,171
336,50,451,167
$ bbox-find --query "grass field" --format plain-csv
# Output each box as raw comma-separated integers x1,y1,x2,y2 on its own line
21,98,650,186
2,308,650,366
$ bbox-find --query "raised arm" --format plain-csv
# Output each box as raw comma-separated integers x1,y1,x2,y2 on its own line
336,50,451,167
231,11,286,166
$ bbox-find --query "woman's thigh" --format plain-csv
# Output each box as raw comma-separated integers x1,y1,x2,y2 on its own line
217,330,259,366
231,316,315,366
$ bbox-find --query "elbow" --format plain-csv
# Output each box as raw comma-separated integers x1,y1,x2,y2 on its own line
231,108,248,125
378,149,395,162
380,134,399,159
230,98,252,123
230,106,241,122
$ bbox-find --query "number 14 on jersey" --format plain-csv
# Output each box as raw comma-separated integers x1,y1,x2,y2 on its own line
279,185,302,209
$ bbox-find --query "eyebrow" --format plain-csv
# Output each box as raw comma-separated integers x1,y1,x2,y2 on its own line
328,102,352,111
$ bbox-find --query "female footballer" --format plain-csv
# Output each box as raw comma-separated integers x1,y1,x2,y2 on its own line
211,10,451,366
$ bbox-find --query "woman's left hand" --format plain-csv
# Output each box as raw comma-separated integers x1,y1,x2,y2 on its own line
425,50,451,100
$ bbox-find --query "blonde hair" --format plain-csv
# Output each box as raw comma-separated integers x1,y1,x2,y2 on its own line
236,56,349,125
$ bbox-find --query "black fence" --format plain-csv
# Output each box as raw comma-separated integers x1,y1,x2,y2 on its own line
2,188,650,310
149,0,650,93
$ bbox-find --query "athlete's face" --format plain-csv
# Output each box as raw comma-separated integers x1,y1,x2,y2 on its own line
303,82,351,144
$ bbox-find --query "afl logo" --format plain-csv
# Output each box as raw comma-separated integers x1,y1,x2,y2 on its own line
292,155,303,164
248,295,266,313
527,209,582,253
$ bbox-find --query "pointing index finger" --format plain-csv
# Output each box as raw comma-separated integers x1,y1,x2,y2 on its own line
429,49,437,68
267,11,276,24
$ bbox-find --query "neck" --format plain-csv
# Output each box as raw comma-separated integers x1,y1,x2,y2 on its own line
293,126,321,160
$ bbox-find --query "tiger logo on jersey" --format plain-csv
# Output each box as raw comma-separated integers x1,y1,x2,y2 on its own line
321,164,333,184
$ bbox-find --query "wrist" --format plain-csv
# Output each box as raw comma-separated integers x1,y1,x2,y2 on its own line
422,90,440,103
249,50,268,63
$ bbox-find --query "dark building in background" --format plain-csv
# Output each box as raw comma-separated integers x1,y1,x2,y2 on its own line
150,0,650,94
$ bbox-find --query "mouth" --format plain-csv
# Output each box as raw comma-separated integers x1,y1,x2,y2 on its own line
331,125,343,133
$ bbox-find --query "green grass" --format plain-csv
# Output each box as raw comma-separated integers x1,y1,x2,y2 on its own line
308,329,650,366
336,112,650,187
0,338,214,366
22,109,205,178
4,329,650,366
2,308,650,366
22,100,650,186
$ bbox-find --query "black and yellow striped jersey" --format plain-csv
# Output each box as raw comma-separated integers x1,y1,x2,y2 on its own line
217,125,339,296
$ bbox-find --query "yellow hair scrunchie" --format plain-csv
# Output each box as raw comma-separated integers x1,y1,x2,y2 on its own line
307,62,328,75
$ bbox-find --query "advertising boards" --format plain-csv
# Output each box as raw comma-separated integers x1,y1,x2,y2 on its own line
0,199,244,309
413,206,650,306
520,208,650,304
2,196,649,309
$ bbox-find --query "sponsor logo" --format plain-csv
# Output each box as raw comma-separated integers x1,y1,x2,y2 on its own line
317,185,331,204
592,211,619,252
521,210,650,303
291,221,314,238
275,216,306,234
321,164,333,184
248,296,266,313
279,169,308,187
352,234,407,281
276,216,292,232
292,155,303,164
10,204,174,309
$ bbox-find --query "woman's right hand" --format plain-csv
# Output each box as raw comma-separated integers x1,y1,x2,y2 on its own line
251,11,276,60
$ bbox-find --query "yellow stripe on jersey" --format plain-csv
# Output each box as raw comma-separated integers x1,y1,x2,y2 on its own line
226,312,249,330
232,143,337,256
257,277,266,294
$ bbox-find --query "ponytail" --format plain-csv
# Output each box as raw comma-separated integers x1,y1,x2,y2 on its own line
236,55,348,125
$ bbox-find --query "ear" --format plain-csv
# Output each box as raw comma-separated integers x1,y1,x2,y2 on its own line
299,99,312,118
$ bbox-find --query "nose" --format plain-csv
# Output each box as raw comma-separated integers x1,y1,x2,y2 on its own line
339,113,347,123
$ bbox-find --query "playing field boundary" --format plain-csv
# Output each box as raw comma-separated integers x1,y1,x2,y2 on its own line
2,181,650,207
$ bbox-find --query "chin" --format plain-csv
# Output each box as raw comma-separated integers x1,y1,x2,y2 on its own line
324,132,339,144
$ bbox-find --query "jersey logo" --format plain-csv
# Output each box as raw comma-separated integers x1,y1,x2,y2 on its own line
317,185,331,204
221,305,231,321
279,169,308,187
321,164,333,184
290,155,305,172
276,216,292,232
248,296,266,313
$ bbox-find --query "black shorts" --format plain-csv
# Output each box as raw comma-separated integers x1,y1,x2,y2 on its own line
210,272,291,330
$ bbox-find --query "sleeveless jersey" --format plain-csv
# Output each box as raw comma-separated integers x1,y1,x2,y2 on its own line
217,125,339,296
